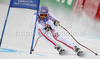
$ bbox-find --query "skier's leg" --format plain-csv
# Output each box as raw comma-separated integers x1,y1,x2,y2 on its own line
41,35,57,47
38,29,65,54
54,35,75,49
51,29,83,56
51,29,75,49
38,29,56,47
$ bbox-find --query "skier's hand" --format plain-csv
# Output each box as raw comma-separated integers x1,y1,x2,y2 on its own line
54,20,60,26
44,25,52,31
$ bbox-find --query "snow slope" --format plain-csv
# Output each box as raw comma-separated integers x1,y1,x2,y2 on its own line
0,3,100,59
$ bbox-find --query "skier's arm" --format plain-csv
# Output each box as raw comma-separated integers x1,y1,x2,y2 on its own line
48,13,56,22
48,13,60,26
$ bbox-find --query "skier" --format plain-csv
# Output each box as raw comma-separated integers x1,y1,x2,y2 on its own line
32,6,83,56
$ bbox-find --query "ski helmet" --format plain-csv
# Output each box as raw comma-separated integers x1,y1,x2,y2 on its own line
39,6,49,14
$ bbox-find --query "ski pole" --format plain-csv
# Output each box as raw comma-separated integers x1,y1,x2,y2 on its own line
32,31,47,51
60,25,98,56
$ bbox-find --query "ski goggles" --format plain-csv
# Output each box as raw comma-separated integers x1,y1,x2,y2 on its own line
39,14,48,17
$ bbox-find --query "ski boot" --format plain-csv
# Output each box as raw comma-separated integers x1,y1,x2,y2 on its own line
73,46,83,56
55,44,66,55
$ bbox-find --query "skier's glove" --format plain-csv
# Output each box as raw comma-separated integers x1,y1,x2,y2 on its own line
44,26,52,31
54,20,60,26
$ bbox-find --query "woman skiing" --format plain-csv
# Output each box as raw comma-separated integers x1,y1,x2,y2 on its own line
32,6,83,56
